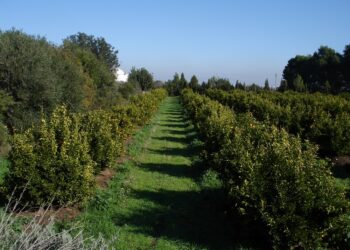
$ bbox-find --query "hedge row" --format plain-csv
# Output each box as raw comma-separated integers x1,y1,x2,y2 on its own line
206,89,350,156
2,89,167,206
181,89,350,249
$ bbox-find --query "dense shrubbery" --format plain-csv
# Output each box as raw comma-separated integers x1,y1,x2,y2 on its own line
3,89,167,206
206,88,350,156
4,107,96,205
182,89,350,249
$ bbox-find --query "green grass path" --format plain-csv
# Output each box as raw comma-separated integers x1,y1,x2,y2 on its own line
115,96,236,250
80,97,243,249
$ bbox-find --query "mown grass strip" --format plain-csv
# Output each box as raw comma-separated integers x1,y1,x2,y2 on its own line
76,97,260,250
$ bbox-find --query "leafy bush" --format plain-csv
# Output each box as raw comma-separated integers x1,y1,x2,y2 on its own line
4,106,95,206
206,88,350,155
3,89,167,206
182,89,350,248
79,110,122,173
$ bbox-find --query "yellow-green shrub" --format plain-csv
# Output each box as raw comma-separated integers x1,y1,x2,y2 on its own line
206,88,350,156
5,107,95,206
79,110,122,173
182,89,350,249
4,88,167,206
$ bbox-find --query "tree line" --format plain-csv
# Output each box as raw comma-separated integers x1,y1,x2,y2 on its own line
165,43,350,96
280,44,350,93
164,72,273,96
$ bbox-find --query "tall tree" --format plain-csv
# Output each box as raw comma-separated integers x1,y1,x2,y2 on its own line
207,77,232,90
264,79,270,90
278,80,288,92
235,80,245,90
189,75,199,91
342,44,350,91
293,74,306,92
0,30,63,129
180,73,187,88
128,67,154,91
282,45,345,93
64,32,119,69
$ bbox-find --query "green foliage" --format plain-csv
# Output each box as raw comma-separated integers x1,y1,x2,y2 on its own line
3,89,167,206
0,123,9,156
206,88,350,156
61,44,118,109
0,90,13,115
283,45,347,93
79,110,121,173
278,79,288,92
182,88,350,249
5,106,95,205
64,32,119,69
128,67,154,91
263,79,270,90
0,30,61,129
189,75,200,91
293,74,306,92
0,29,125,131
0,157,9,184
117,81,141,99
206,76,233,91
180,73,187,89
165,73,182,95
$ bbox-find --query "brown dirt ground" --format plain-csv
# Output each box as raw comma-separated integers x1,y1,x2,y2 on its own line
333,155,350,168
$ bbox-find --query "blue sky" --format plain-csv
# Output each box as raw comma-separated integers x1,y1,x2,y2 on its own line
1,0,350,86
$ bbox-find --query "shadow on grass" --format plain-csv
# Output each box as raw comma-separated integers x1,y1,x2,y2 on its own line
157,123,189,129
152,136,189,144
113,188,270,250
333,165,350,179
160,118,187,123
139,163,195,178
161,129,194,136
148,148,193,158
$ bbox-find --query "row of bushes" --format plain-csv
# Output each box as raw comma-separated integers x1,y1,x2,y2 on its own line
181,88,350,249
206,89,350,155
1,89,167,206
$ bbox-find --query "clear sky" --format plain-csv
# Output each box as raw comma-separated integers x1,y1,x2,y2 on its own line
1,0,350,86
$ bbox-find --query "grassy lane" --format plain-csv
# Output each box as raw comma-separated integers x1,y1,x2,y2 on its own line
79,97,258,249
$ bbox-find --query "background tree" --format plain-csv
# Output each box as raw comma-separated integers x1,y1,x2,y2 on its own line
278,80,288,92
264,79,270,90
0,29,122,130
189,75,200,91
342,44,350,91
246,83,262,91
0,90,13,155
61,44,117,109
235,80,245,90
165,73,183,95
128,67,154,91
207,77,233,90
0,30,65,129
293,74,306,92
282,45,346,93
180,73,187,89
64,32,119,69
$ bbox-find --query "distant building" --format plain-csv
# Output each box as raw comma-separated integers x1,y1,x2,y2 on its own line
114,68,128,82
